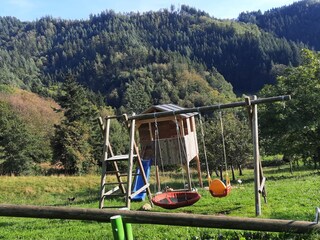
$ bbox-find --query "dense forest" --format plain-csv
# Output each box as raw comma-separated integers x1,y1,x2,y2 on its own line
238,0,320,50
1,0,320,175
0,4,304,98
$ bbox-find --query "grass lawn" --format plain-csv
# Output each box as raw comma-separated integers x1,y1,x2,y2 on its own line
0,164,319,239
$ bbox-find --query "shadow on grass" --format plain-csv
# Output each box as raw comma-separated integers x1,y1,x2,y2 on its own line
263,165,320,175
215,206,242,215
50,188,100,207
266,171,319,182
270,211,313,222
0,222,16,227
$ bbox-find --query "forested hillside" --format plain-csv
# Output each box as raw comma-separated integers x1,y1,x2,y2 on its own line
0,5,303,102
238,0,320,50
0,85,62,174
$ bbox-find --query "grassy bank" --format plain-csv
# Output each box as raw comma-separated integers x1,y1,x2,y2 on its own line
0,164,319,239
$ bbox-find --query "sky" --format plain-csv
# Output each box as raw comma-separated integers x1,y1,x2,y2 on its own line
0,0,300,22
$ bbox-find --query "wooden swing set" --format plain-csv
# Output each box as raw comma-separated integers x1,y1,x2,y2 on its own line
98,95,290,215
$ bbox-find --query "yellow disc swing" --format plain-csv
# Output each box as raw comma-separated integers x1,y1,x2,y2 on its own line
199,111,231,198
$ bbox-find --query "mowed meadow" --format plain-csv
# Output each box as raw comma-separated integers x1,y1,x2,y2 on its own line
0,162,319,239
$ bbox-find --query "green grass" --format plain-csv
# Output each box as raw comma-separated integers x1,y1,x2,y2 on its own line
0,165,319,239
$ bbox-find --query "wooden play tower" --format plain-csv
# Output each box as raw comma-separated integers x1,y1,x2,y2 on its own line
136,104,203,190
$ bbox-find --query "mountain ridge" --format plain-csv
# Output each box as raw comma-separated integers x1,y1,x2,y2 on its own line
0,1,317,107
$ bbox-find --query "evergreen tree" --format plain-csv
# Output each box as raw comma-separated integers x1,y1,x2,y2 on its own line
0,102,37,175
52,75,99,174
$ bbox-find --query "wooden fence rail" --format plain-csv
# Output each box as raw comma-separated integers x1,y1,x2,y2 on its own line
0,204,319,234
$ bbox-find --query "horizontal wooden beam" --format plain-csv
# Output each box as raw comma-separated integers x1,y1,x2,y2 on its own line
127,95,291,121
101,95,291,122
0,204,318,234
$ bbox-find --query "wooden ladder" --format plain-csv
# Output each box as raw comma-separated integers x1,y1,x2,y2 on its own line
98,115,153,210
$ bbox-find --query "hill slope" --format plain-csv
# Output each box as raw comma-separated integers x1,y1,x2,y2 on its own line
0,6,303,100
238,0,320,50
0,85,62,174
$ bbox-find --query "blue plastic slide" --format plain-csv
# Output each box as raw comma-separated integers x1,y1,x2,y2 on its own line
132,159,152,201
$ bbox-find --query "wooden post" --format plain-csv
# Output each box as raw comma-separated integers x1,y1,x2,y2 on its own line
126,116,136,210
191,116,203,188
180,118,192,191
186,163,192,191
148,122,154,141
133,142,153,207
99,117,111,209
195,155,203,188
252,96,261,216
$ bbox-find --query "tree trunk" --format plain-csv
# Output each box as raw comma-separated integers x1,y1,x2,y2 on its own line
289,161,293,174
215,168,219,177
237,163,243,176
231,164,235,181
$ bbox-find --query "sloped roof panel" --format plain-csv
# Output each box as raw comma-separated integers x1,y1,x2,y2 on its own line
143,103,197,118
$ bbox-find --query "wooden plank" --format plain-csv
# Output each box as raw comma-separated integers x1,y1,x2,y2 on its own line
104,182,128,185
129,184,150,199
0,204,318,234
104,186,120,196
133,141,153,207
258,177,266,193
126,95,291,121
136,116,180,126
107,155,132,161
126,117,136,210
99,117,110,209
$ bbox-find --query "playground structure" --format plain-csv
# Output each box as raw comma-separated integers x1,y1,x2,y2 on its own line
98,95,290,215
98,104,203,210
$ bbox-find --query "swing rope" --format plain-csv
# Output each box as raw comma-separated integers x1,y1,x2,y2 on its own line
174,113,186,188
219,111,229,176
198,112,211,183
154,113,166,192
151,111,201,208
198,109,231,198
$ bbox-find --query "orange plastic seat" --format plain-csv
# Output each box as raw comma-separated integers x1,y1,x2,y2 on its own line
209,176,231,198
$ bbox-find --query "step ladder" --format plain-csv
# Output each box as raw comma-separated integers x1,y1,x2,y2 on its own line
98,115,153,209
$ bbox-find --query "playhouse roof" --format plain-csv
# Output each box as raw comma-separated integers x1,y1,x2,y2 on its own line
142,103,197,119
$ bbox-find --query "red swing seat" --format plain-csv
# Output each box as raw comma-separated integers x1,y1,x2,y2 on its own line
152,191,201,209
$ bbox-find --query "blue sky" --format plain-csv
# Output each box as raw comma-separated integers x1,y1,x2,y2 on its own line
0,0,299,21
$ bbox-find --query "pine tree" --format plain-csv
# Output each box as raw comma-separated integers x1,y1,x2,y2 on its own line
52,75,98,174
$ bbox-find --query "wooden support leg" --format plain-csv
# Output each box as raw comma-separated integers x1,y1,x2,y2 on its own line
195,155,203,188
